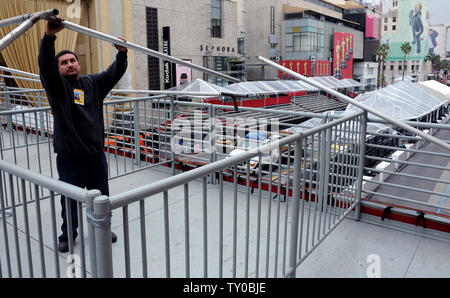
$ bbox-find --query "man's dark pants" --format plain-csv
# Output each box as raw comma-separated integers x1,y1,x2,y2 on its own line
56,152,109,242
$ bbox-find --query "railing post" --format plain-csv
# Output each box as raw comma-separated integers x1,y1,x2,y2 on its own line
85,189,102,277
209,104,216,184
5,87,13,132
133,100,141,166
354,111,367,221
93,195,113,278
317,116,329,217
288,138,303,278
170,96,176,175
37,91,46,140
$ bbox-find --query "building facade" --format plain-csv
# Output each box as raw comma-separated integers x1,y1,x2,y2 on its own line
381,0,431,82
344,2,382,89
242,0,365,80
131,0,241,90
428,24,449,59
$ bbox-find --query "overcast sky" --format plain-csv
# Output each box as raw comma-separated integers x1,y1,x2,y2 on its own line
426,0,450,25
366,0,450,25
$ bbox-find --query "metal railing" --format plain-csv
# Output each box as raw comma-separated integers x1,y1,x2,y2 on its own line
361,116,450,226
0,83,449,277
1,83,449,223
93,110,366,277
0,158,103,278
0,98,365,277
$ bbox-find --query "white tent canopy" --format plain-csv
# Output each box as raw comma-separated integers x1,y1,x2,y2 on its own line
168,78,238,97
309,76,349,89
341,78,366,88
418,80,450,101
346,80,448,121
288,110,396,135
224,80,318,96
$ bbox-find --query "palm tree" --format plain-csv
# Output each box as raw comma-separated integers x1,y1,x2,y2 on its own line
425,53,441,78
374,43,390,88
400,42,412,80
439,59,449,72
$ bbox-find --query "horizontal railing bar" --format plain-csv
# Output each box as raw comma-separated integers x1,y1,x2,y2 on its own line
367,132,450,144
365,143,450,158
0,89,45,95
368,118,450,130
363,178,450,199
365,155,450,171
0,66,40,78
362,189,450,212
364,167,450,185
0,159,87,202
0,75,41,83
108,159,174,181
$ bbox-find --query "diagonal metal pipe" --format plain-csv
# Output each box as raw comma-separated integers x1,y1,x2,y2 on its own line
0,13,32,28
257,55,450,152
0,9,59,52
45,18,240,83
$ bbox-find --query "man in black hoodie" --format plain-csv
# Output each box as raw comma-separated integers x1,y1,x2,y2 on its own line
38,17,128,252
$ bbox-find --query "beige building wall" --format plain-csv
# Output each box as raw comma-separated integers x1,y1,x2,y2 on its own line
381,3,398,35
73,0,135,89
131,0,239,90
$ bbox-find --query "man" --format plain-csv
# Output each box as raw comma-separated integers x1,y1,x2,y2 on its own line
38,16,128,252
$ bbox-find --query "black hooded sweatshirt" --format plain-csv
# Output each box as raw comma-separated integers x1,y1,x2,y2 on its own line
38,33,127,157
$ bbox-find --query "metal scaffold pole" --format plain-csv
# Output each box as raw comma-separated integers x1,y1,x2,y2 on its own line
0,9,59,52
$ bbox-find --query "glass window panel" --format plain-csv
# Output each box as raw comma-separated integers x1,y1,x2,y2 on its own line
293,34,301,51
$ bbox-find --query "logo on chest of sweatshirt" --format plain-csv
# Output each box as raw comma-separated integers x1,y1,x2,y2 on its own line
73,89,85,105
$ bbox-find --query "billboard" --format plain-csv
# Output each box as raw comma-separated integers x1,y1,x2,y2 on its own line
366,14,381,40
175,60,192,86
278,60,331,79
333,32,354,79
381,0,429,61
428,26,439,55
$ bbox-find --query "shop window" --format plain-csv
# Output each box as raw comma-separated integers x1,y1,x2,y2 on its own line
211,0,222,38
